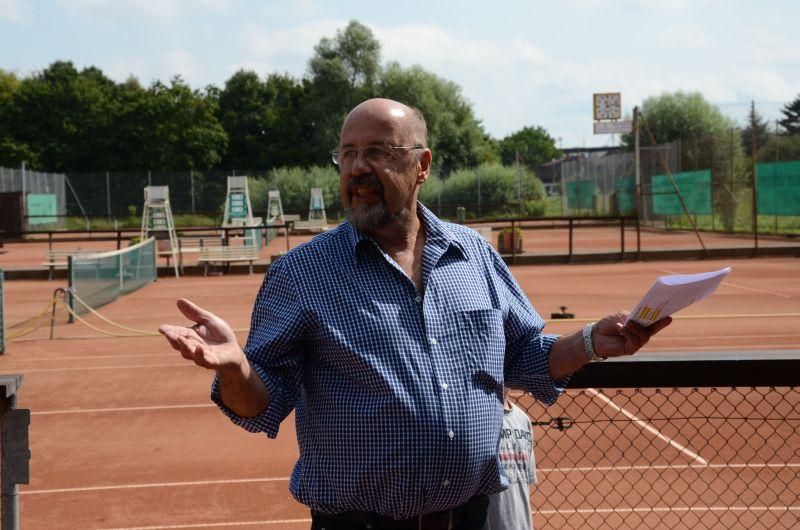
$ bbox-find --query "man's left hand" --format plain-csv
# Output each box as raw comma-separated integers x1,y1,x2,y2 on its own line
593,311,672,359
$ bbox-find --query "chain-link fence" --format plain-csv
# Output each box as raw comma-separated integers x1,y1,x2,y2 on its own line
516,354,800,529
541,129,800,237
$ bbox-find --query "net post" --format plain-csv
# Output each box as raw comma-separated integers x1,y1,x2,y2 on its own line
67,256,74,324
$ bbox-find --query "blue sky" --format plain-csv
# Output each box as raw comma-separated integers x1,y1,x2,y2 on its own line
2,0,798,148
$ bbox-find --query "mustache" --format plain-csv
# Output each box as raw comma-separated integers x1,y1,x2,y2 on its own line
347,174,384,194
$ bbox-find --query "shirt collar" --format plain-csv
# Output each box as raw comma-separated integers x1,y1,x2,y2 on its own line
345,202,468,262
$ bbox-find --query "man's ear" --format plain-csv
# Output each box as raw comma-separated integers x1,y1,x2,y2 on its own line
416,149,432,184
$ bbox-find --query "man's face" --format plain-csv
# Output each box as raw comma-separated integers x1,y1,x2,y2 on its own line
337,104,427,234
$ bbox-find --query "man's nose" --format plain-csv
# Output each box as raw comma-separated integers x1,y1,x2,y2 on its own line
349,149,371,175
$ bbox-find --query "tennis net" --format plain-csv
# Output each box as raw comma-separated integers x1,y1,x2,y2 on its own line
68,237,157,316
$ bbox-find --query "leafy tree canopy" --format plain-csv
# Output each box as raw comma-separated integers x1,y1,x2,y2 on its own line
499,126,561,169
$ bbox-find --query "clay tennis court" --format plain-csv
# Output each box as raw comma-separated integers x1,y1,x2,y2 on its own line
1,236,798,527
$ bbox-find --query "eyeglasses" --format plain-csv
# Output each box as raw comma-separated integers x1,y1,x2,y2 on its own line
330,144,424,166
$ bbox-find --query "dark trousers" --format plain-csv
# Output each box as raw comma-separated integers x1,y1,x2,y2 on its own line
310,495,490,530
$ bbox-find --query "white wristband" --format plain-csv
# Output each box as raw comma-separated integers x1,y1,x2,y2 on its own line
582,322,601,361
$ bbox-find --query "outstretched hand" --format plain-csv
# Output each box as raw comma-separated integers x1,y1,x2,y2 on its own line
593,311,672,359
158,298,245,371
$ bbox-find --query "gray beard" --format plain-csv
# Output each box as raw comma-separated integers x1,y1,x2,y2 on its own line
346,201,410,233
345,174,411,233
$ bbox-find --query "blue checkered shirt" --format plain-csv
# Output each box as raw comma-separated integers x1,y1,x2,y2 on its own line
211,203,565,518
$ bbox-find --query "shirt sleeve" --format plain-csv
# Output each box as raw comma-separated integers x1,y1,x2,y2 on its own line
211,256,310,438
489,248,570,404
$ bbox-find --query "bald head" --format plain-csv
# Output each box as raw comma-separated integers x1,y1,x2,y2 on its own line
341,98,427,147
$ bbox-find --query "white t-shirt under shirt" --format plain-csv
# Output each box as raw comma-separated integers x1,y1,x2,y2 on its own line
488,402,536,530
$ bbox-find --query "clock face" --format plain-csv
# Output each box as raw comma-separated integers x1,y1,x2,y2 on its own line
594,93,622,120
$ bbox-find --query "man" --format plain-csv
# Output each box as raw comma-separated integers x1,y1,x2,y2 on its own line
160,98,671,530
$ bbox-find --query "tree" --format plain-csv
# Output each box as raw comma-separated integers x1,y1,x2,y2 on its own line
4,61,119,171
217,70,271,170
378,62,496,175
741,106,770,156
305,21,382,163
0,69,34,167
778,94,800,136
142,77,228,170
630,91,736,145
499,126,562,169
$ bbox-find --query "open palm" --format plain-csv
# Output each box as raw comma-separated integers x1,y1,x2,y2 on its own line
159,298,244,370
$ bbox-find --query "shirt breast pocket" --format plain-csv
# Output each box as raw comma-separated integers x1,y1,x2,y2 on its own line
448,309,505,395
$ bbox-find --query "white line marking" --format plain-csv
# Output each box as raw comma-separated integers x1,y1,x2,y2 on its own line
97,519,311,530
646,343,799,351
659,333,800,340
18,363,191,373
652,266,791,298
587,388,709,465
3,353,169,362
24,461,800,496
32,404,215,416
535,505,800,516
537,462,800,473
22,477,291,495
720,281,792,298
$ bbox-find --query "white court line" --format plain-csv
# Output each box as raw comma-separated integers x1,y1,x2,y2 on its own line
538,462,800,473
646,343,799,351
587,388,708,465
31,404,215,416
22,477,290,495
24,461,800,495
657,333,800,340
536,505,800,516
2,353,169,362
652,266,792,298
98,519,311,530
18,363,191,373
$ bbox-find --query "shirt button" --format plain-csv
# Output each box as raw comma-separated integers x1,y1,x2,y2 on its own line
448,430,454,439
443,479,450,487
441,383,449,390
415,295,422,303
429,337,438,345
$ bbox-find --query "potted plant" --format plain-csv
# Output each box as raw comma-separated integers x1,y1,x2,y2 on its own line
497,226,523,254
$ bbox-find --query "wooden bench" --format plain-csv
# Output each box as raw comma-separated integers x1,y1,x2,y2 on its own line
42,249,104,280
197,246,260,275
157,237,224,270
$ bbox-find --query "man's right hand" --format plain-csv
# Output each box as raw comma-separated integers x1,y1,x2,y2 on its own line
158,298,245,372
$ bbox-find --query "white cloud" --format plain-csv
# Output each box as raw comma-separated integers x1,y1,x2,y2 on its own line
0,0,29,24
240,18,343,76
161,48,202,85
56,0,234,24
101,48,203,86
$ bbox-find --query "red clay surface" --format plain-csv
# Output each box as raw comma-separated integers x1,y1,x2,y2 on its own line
1,237,798,528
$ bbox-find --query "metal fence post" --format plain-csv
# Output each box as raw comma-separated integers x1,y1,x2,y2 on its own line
1,374,29,530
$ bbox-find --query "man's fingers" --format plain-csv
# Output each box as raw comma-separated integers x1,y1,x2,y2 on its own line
176,298,213,325
159,324,202,342
649,316,673,335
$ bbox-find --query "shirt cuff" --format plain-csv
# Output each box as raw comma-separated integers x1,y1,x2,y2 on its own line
210,363,291,439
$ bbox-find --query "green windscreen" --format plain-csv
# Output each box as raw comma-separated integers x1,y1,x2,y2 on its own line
566,180,595,210
0,269,5,354
68,238,157,316
756,161,800,215
652,170,712,215
615,176,637,215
